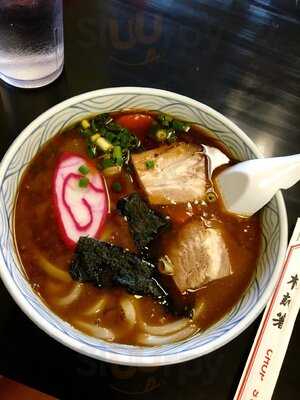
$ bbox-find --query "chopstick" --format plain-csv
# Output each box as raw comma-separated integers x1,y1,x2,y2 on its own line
234,218,300,400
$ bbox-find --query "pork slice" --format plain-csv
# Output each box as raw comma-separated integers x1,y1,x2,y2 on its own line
131,142,207,205
165,218,232,293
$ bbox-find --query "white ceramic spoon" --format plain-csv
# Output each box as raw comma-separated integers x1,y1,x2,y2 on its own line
216,154,300,216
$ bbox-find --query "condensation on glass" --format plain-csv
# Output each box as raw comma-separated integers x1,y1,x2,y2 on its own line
0,0,64,89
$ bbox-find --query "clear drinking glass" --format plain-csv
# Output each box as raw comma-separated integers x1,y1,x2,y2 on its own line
0,0,64,89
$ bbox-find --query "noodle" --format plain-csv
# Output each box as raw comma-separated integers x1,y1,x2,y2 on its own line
56,283,83,306
45,280,64,296
120,297,136,327
141,318,189,336
192,300,205,322
36,252,71,282
75,320,115,341
84,297,107,316
137,325,197,346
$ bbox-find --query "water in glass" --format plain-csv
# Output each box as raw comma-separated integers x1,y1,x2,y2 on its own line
0,0,64,88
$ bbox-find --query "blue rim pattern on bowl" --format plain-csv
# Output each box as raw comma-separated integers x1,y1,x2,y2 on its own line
0,88,288,366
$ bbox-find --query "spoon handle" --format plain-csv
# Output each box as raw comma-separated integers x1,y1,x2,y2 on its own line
234,219,300,400
275,154,300,189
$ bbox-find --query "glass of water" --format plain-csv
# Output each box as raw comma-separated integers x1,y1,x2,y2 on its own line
0,0,64,89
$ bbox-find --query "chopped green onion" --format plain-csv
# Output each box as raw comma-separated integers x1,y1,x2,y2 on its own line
90,133,113,152
79,113,141,167
113,145,122,159
91,119,98,133
113,145,123,165
158,255,174,275
172,119,190,132
78,165,90,175
87,143,97,158
91,133,100,143
104,130,115,144
115,157,123,166
81,119,90,130
103,166,121,176
155,128,167,142
79,177,89,188
112,181,122,193
80,128,93,137
101,158,116,170
158,113,173,127
97,137,113,152
206,192,217,203
145,160,155,169
106,122,121,132
94,113,111,125
166,129,177,143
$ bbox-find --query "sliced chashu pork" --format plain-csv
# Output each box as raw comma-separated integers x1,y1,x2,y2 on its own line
164,218,232,293
131,142,207,205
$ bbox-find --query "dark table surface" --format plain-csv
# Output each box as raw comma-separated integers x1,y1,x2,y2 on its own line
0,1,300,399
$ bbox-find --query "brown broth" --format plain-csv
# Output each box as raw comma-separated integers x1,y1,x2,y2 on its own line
14,112,260,346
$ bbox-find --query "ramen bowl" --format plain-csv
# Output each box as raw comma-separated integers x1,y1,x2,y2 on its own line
0,87,288,366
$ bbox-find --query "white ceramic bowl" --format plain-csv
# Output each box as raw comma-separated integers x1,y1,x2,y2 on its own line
0,87,288,366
